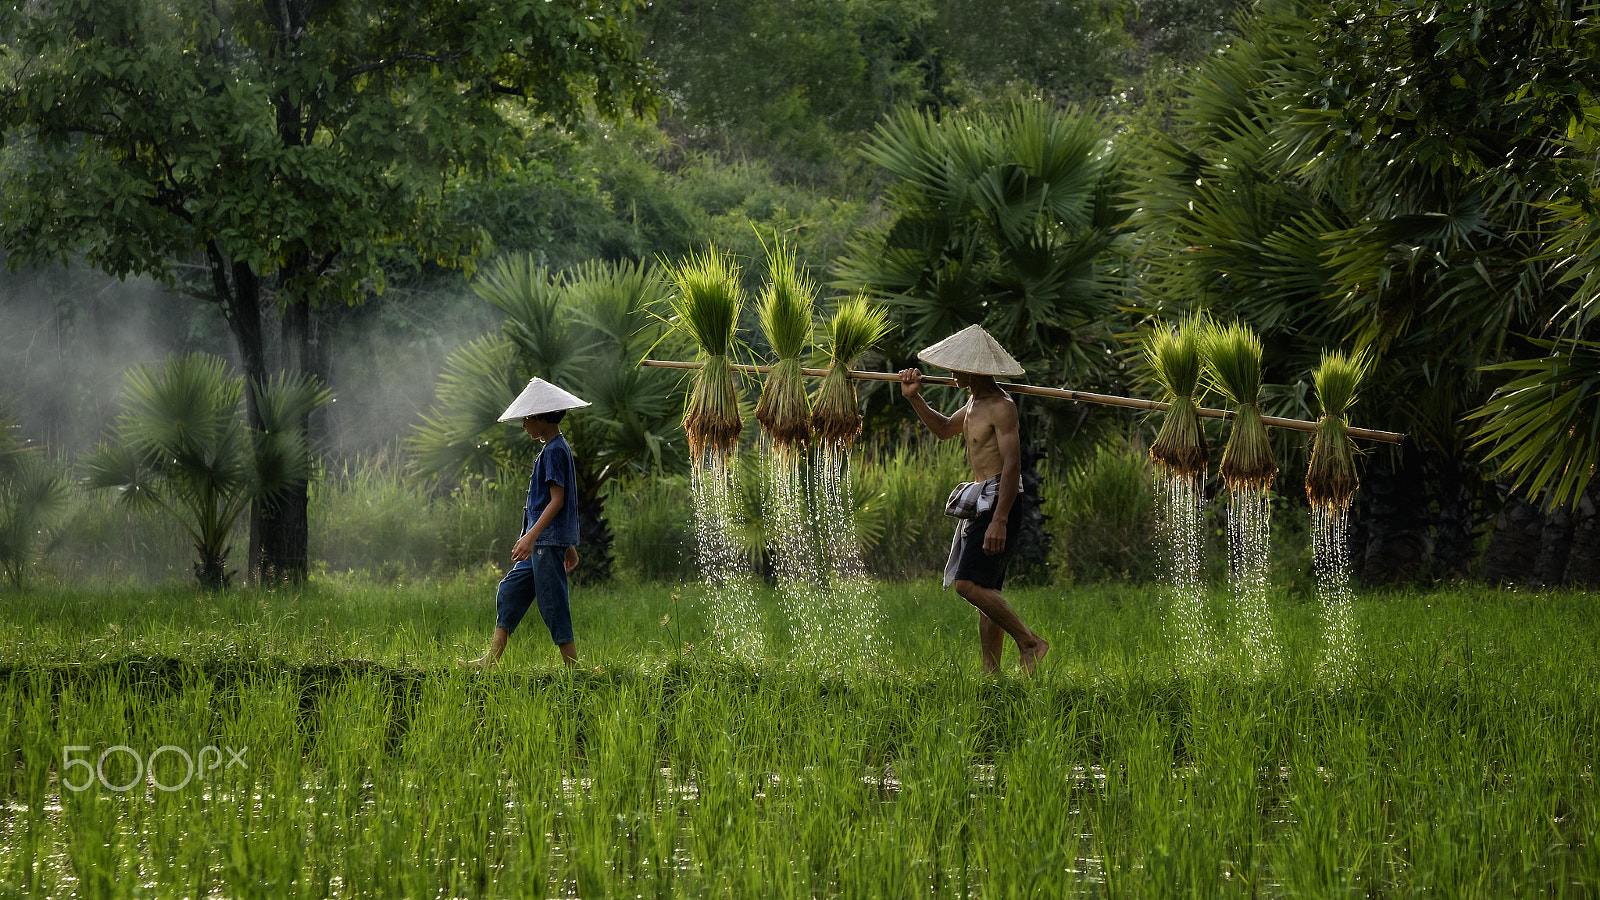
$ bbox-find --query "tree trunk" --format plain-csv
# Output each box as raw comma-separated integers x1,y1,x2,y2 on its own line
1480,486,1541,584
1565,483,1600,587
254,292,315,585
211,252,272,585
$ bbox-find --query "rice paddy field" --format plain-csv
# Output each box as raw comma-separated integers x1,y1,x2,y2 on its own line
1,575,1596,898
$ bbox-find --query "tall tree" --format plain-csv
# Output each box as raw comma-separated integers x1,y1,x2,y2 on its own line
0,0,656,582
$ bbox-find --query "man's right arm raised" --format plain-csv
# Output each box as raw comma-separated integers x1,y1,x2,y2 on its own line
899,368,965,440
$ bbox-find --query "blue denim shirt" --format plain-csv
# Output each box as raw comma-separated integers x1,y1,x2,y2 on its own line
524,433,579,548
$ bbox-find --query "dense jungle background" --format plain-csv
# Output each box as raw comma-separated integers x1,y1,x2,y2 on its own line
4,0,1599,592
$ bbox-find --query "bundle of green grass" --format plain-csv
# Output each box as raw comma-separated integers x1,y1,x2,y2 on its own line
1144,315,1209,478
668,247,746,460
1201,320,1277,492
811,293,892,449
1305,349,1370,512
753,242,816,453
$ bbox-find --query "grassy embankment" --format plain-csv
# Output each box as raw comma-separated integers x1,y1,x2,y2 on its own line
2,577,1596,897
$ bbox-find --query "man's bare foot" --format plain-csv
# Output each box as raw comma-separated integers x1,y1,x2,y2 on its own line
1020,638,1050,676
457,654,496,669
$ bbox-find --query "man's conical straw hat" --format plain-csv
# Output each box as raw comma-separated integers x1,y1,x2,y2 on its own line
917,324,1025,377
497,377,592,422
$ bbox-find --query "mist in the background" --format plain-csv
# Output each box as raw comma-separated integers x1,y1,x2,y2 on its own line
0,259,500,463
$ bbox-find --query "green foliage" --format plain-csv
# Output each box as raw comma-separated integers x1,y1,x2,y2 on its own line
0,0,656,291
835,101,1128,376
606,474,696,582
410,257,683,483
852,440,970,579
639,0,944,170
1044,438,1157,583
1470,337,1600,509
83,354,330,589
0,409,73,589
310,455,525,583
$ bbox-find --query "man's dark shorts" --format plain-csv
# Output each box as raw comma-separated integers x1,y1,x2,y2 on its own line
952,501,1025,591
495,546,573,644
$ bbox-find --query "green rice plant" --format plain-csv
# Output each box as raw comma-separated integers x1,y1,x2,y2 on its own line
1201,320,1277,492
1306,349,1371,512
753,240,816,452
1142,315,1210,478
811,293,892,448
6,583,1600,898
666,247,747,459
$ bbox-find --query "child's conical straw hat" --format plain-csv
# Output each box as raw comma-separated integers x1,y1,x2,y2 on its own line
917,324,1025,377
497,378,591,421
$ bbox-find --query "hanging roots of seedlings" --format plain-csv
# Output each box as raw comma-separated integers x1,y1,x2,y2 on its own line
753,239,816,454
1152,395,1209,478
1305,349,1370,512
755,357,812,452
1306,415,1359,511
1202,320,1277,492
685,355,743,460
1145,318,1209,478
812,294,891,449
669,247,746,459
1218,403,1278,492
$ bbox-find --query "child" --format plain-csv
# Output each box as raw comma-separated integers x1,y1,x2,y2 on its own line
462,377,588,668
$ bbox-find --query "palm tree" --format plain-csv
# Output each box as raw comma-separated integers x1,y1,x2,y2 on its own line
833,100,1130,392
406,257,687,580
1125,0,1600,582
0,407,73,589
84,354,331,589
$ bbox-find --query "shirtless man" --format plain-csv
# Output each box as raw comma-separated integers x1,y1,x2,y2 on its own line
899,325,1050,675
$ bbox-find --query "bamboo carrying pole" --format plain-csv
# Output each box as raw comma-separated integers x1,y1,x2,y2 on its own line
640,359,1407,444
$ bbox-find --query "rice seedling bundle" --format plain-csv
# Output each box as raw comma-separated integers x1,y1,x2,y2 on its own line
1143,316,1209,478
753,242,816,452
1201,320,1277,492
668,248,746,459
1305,349,1370,512
812,293,892,448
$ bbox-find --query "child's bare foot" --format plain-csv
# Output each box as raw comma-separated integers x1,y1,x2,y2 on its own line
1020,638,1050,676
